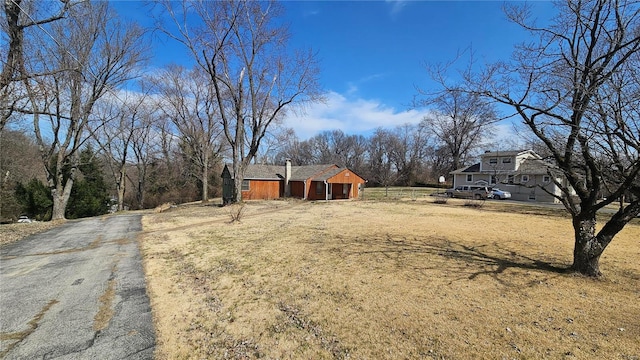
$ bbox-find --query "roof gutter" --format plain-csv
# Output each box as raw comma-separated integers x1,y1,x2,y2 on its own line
303,180,307,200
325,180,329,201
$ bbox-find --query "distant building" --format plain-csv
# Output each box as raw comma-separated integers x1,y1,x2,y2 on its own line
221,160,366,203
450,150,573,203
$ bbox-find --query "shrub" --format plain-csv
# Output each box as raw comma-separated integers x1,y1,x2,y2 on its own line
228,204,246,223
433,196,448,204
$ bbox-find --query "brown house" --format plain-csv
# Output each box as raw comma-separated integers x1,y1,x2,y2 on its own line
221,160,366,203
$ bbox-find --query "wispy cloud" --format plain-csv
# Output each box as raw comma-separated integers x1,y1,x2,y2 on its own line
283,91,431,139
386,0,408,18
302,9,320,17
346,73,386,97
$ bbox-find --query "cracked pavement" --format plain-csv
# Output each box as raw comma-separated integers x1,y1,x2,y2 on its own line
0,214,155,359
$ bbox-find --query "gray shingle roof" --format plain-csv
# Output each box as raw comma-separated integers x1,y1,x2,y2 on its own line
450,163,480,174
517,158,553,175
313,167,343,181
290,164,337,181
242,163,340,181
480,150,541,159
243,165,284,180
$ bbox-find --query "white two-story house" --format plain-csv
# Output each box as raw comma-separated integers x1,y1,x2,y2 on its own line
450,150,570,203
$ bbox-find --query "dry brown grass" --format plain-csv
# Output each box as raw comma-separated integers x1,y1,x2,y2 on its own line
0,220,66,247
139,198,640,359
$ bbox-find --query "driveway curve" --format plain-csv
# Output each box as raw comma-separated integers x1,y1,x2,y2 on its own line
0,214,155,359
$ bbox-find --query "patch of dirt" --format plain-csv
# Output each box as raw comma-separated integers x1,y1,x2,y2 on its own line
94,278,116,332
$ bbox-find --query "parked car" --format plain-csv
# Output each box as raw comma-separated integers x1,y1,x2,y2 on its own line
17,216,32,223
491,188,511,200
445,185,492,200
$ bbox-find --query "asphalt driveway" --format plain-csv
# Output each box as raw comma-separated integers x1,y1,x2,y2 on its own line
0,214,155,359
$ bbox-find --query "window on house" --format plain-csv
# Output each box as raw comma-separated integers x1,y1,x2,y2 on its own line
316,182,324,195
490,175,497,185
543,175,551,183
466,174,473,182
241,180,250,191
521,175,529,183
502,158,512,164
507,175,515,185
489,158,498,165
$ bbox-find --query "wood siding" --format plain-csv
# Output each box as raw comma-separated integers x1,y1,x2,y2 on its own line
306,181,325,200
290,181,305,198
327,169,365,199
241,180,282,200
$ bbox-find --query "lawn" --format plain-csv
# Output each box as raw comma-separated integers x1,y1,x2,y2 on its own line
139,198,640,359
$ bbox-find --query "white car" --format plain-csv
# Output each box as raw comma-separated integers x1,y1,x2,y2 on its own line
17,216,32,223
491,188,511,200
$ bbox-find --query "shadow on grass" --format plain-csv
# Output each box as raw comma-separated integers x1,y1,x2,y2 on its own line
335,234,569,287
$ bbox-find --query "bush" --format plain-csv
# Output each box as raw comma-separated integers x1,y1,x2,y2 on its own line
433,196,448,204
228,204,246,223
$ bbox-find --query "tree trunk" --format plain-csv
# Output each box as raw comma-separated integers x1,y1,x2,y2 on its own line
201,152,208,203
117,167,126,211
231,142,243,203
51,180,73,220
137,179,145,210
233,169,242,203
571,216,602,277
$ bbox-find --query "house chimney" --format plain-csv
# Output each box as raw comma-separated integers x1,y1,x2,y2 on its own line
285,159,292,196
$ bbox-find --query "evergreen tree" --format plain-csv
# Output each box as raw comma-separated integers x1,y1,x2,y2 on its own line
66,147,110,219
14,178,53,221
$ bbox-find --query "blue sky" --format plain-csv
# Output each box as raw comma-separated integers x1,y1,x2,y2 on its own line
115,0,555,141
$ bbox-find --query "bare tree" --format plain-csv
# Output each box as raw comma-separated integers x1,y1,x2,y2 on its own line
129,110,159,209
274,134,316,166
92,88,154,211
254,126,296,165
462,0,640,276
387,124,432,186
23,1,147,220
152,65,223,203
1,0,76,133
342,134,369,176
158,0,322,203
418,89,497,174
368,128,401,194
0,129,44,219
